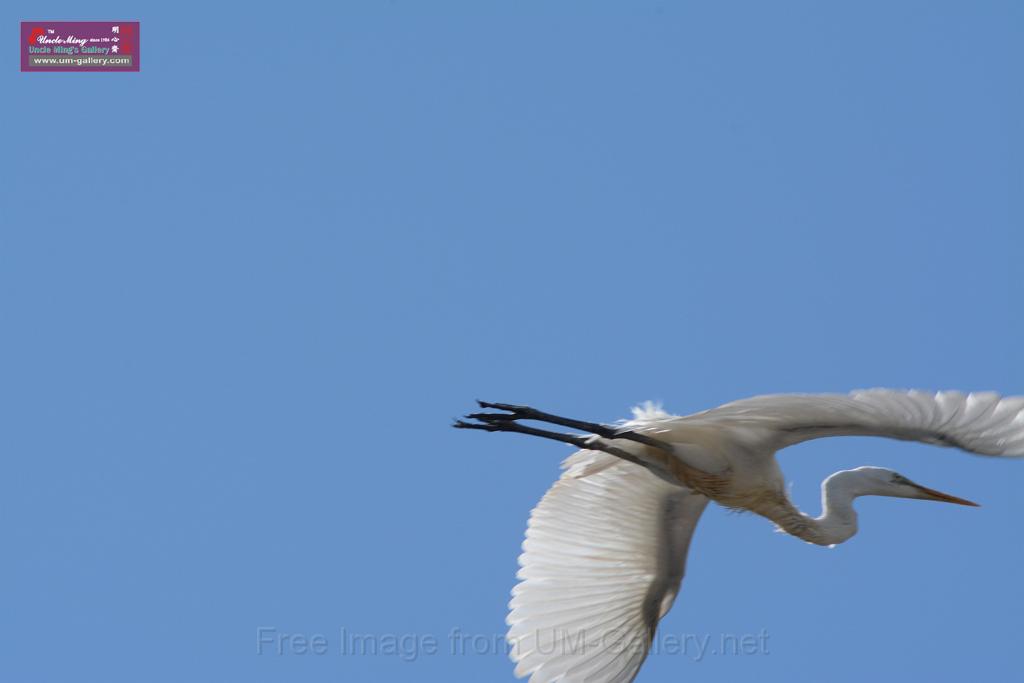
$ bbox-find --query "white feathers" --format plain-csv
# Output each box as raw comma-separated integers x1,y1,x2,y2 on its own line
508,450,707,682
628,401,672,423
692,389,1024,456
495,388,1023,682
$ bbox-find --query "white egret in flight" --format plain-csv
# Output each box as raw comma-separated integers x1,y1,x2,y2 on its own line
455,389,1024,683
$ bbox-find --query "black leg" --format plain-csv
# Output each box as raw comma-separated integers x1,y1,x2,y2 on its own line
464,401,672,452
453,417,651,469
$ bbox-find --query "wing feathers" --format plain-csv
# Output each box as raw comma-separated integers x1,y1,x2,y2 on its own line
508,450,706,682
696,389,1024,456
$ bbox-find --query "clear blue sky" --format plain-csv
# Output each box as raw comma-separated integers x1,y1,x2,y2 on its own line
4,2,1022,681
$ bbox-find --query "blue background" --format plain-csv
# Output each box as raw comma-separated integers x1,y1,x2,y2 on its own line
4,2,1021,681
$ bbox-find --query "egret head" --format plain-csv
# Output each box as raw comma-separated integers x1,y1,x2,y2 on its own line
843,466,979,506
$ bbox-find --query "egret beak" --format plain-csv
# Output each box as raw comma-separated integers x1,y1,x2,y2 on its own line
908,482,979,507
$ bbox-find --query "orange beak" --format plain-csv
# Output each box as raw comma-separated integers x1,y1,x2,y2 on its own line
909,482,980,507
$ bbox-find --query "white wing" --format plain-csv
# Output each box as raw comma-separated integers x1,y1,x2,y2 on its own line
693,389,1024,456
508,450,707,683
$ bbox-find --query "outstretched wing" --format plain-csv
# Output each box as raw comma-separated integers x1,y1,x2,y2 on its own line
694,389,1024,456
508,450,707,683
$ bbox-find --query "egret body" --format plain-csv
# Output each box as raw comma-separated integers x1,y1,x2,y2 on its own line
455,389,1024,683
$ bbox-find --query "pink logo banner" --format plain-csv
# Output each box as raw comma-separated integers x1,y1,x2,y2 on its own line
21,21,139,72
